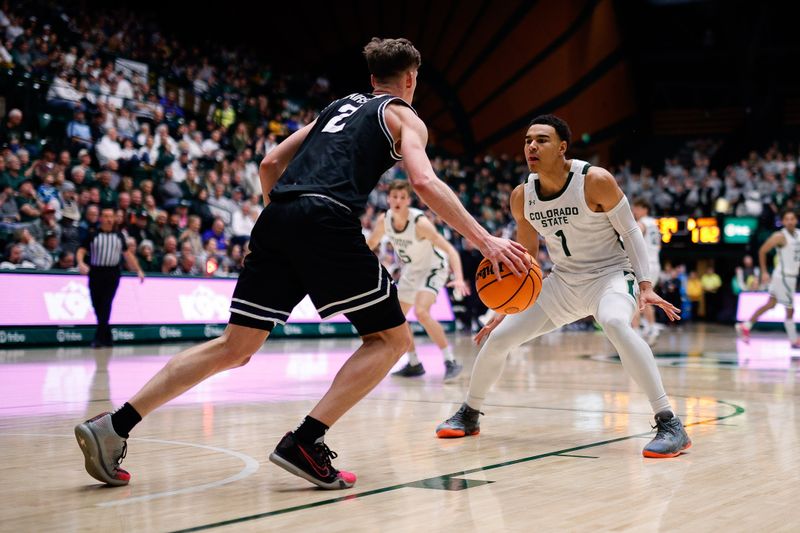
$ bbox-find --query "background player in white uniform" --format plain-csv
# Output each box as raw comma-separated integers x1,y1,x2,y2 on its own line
632,198,663,345
367,180,469,381
736,210,800,348
436,115,692,458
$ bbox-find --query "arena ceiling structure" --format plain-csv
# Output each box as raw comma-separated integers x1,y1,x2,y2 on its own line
145,0,798,161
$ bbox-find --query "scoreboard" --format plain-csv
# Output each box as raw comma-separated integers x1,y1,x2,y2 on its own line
655,216,758,246
656,216,721,245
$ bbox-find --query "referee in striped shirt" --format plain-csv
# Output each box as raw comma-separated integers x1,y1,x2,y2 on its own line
77,208,144,348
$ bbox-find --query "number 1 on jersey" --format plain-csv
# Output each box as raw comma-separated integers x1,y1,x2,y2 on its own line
555,229,572,257
322,104,359,133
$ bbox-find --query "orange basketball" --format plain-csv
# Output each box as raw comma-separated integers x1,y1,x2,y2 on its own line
475,253,542,314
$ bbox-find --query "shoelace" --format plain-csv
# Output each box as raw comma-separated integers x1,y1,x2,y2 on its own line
313,442,337,468
116,441,128,466
452,406,484,423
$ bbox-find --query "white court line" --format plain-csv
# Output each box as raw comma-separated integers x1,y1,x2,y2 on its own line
0,433,260,507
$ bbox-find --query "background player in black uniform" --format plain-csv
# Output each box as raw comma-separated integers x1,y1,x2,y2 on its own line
75,38,529,490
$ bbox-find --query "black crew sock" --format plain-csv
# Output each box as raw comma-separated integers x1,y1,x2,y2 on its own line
110,402,142,438
294,415,329,445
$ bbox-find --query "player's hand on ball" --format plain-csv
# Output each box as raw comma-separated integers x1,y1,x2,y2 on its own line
474,313,506,344
639,286,680,321
448,278,471,297
479,236,530,280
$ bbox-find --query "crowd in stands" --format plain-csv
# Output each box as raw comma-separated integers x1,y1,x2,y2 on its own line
0,3,797,324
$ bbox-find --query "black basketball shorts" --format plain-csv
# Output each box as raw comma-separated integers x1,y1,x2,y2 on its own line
229,195,406,336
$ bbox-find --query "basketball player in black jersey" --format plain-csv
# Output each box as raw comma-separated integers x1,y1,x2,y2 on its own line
75,38,529,490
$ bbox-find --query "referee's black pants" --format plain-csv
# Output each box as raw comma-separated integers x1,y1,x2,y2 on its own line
89,266,121,346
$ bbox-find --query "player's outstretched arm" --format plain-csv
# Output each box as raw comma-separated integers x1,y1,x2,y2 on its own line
509,184,540,257
757,232,784,285
365,213,386,251
415,215,469,296
586,168,680,321
474,185,540,344
385,104,529,279
258,119,316,200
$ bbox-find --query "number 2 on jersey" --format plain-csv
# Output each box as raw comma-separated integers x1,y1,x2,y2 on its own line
554,229,572,257
322,104,359,133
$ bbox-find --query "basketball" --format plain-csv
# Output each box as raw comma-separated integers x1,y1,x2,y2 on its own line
476,253,542,314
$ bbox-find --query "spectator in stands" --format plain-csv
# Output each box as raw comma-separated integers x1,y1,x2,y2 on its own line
161,252,177,274
178,215,203,256
1,154,24,191
137,239,159,272
212,98,235,130
701,266,723,322
202,217,227,252
174,249,198,275
67,109,93,153
15,179,42,222
0,108,24,148
1,243,35,269
15,227,52,269
735,254,761,292
231,201,255,246
43,230,61,262
56,250,77,270
30,205,60,243
157,167,183,208
686,270,703,320
78,204,99,242
0,185,19,223
96,127,122,166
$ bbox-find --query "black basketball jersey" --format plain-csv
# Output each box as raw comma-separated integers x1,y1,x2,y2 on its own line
270,93,416,215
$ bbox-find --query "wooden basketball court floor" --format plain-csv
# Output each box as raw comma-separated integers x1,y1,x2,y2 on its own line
1,323,798,532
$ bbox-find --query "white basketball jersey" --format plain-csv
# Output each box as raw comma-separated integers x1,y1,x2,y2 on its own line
775,228,800,277
384,208,446,271
640,215,662,263
523,159,631,281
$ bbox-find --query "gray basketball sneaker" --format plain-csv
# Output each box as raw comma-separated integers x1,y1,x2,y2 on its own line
75,412,131,486
392,362,425,377
642,410,692,458
436,403,482,438
443,360,463,383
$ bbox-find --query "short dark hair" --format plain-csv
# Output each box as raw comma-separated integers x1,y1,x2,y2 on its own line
529,114,572,148
780,208,797,220
363,38,421,81
633,198,651,212
388,179,412,194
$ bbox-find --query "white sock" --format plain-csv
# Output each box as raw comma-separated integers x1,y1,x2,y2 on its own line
744,321,753,330
407,351,420,366
441,345,454,362
784,319,797,343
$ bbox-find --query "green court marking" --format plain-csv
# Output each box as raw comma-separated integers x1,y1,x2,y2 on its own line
554,453,598,459
169,399,744,533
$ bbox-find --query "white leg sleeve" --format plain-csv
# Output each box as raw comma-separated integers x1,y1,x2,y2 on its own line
784,319,797,343
596,292,672,415
465,304,557,410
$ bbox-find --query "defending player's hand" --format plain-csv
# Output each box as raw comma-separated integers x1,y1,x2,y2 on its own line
480,236,530,280
639,286,680,321
447,278,471,297
474,313,506,344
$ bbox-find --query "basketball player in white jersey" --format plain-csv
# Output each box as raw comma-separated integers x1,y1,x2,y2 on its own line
367,180,469,381
436,115,692,458
632,198,663,345
736,209,800,348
